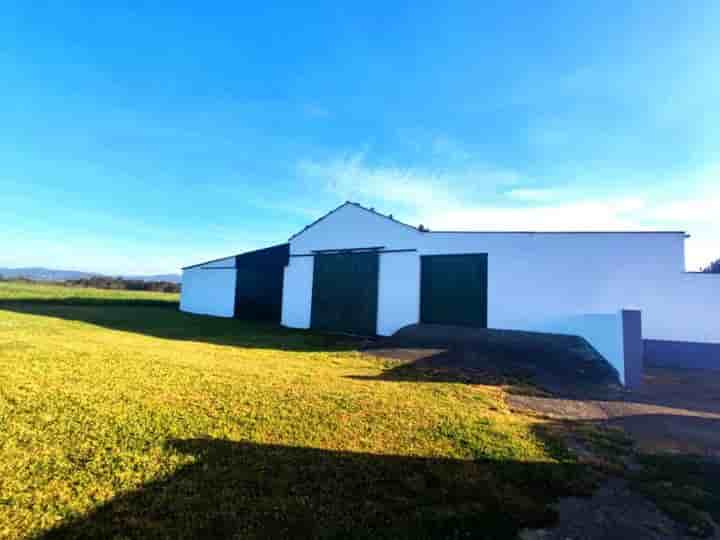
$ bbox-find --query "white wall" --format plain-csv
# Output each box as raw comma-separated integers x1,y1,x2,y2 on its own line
290,203,420,255
421,232,687,341
639,273,720,342
281,256,314,329
283,203,719,381
180,267,236,317
281,248,421,336
525,312,626,384
284,202,422,334
377,251,420,336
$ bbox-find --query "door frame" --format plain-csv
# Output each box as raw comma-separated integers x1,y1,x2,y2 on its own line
419,253,488,328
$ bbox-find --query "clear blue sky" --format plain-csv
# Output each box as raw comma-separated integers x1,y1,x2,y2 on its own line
2,2,718,274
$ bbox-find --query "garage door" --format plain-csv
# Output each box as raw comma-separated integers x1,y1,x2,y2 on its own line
311,251,379,335
420,254,488,327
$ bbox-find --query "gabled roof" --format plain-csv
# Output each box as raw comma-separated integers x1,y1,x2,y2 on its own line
288,201,420,241
182,243,289,270
288,202,686,241
427,230,686,234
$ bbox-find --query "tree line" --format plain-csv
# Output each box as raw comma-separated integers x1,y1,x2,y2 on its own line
65,276,181,293
0,275,180,293
703,258,720,274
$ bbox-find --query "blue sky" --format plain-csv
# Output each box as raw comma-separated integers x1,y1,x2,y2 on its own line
1,2,719,274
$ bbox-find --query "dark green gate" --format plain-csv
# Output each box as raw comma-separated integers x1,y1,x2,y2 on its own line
234,266,284,321
420,254,488,327
233,243,289,322
311,251,379,335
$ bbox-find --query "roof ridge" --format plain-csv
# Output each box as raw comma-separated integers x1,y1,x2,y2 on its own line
427,230,686,234
288,201,419,241
182,243,289,270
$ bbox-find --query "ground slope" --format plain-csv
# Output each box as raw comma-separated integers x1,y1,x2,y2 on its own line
2,282,716,539
0,283,587,539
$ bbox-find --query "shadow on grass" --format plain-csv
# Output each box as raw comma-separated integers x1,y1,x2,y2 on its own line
604,413,720,458
0,300,362,353
0,300,622,389
41,437,592,540
357,325,622,399
631,452,720,538
36,429,720,539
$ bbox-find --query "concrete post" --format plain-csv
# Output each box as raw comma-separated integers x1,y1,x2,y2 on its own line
622,309,643,389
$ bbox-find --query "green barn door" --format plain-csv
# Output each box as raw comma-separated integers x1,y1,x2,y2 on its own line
311,252,379,335
234,266,284,322
420,254,488,328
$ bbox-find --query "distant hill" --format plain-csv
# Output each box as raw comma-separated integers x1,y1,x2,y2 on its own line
123,274,182,283
0,267,181,283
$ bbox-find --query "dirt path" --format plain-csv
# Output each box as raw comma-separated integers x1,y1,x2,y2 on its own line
362,330,720,539
508,367,720,457
519,479,704,540
509,368,720,539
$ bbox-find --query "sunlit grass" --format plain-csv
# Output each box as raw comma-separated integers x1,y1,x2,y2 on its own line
0,283,587,539
0,280,179,305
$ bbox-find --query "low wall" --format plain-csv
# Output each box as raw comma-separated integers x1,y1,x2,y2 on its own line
622,310,643,388
509,309,645,387
644,339,720,370
521,312,626,385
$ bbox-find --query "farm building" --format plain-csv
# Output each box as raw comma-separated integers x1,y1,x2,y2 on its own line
181,201,720,384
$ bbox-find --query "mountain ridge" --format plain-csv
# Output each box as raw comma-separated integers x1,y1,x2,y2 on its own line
0,267,181,283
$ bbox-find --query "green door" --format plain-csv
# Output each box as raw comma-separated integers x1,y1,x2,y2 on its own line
234,266,284,322
311,252,379,335
420,254,488,327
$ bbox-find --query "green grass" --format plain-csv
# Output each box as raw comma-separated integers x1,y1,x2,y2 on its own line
0,282,592,539
631,454,720,538
0,281,179,306
3,281,718,538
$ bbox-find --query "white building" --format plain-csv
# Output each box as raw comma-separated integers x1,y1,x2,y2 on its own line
182,202,720,384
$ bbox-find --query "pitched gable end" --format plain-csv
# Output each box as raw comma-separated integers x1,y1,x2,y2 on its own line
288,202,420,252
289,202,418,241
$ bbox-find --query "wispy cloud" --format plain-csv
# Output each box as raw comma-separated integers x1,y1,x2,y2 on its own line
297,151,521,217
504,187,568,202
421,198,647,232
297,150,720,270
299,152,456,210
430,134,474,163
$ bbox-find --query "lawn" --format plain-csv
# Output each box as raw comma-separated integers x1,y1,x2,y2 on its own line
0,280,179,305
0,282,591,539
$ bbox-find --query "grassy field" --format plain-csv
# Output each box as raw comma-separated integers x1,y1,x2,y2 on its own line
0,281,598,539
2,282,718,538
0,281,179,305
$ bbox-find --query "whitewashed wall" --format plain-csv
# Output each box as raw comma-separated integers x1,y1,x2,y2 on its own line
526,312,626,384
284,203,421,333
377,251,420,336
282,249,420,335
180,267,236,317
281,203,718,383
638,273,720,342
290,203,419,255
281,256,314,329
422,231,687,341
